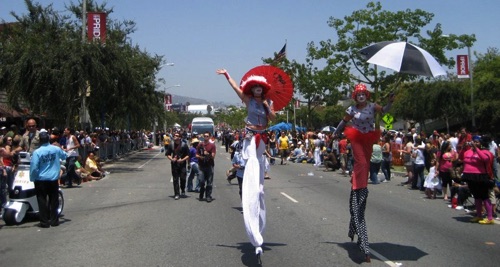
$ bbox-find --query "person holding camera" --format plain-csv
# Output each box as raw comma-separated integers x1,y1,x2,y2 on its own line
461,135,495,224
196,131,216,202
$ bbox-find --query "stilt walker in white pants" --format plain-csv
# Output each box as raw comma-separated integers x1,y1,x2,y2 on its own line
216,68,276,259
242,131,266,255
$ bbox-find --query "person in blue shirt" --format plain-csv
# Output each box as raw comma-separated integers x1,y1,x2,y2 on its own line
30,129,67,228
186,137,200,192
231,142,246,200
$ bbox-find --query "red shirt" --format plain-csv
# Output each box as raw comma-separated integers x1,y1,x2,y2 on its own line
197,141,216,167
462,149,494,176
338,139,347,154
436,150,457,172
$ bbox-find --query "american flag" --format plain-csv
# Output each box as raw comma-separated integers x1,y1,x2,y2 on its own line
274,43,286,61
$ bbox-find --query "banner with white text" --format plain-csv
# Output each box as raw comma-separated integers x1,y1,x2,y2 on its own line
457,55,469,78
87,12,106,43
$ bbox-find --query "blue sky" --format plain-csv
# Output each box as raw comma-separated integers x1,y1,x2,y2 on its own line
2,0,499,105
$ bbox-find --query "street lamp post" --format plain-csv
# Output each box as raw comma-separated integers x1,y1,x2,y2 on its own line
163,85,181,132
153,62,175,145
442,34,475,128
467,45,475,128
160,62,174,68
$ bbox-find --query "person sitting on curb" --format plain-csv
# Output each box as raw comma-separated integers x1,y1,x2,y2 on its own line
85,151,105,179
323,148,338,171
75,155,101,181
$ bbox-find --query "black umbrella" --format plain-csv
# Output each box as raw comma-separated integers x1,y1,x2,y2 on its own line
359,41,446,77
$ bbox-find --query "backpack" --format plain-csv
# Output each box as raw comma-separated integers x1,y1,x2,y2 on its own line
163,134,171,145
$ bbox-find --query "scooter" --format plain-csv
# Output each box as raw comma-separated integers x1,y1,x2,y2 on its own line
1,152,64,226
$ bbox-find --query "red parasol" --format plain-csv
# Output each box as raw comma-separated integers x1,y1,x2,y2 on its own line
241,65,294,111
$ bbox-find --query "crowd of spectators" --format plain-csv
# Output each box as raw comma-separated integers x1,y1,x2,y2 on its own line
216,125,499,222
0,119,150,210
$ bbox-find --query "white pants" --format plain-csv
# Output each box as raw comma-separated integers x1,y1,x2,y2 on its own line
314,147,321,167
241,135,266,248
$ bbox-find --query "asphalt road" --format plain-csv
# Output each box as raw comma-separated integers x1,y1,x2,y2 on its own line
1,144,499,267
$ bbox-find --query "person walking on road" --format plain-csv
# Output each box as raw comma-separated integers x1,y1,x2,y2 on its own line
333,83,394,262
186,137,200,192
196,131,216,202
217,68,277,259
380,134,392,182
338,135,348,175
165,132,189,200
29,129,67,228
63,127,81,187
278,131,289,165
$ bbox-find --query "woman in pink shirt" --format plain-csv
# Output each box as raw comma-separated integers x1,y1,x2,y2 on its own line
461,136,495,224
435,141,458,200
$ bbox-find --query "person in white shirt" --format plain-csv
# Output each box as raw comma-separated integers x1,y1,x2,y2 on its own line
449,133,459,152
412,139,426,190
63,127,81,187
395,133,403,145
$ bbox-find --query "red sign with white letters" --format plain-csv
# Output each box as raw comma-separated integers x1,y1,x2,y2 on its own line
87,12,106,43
164,94,172,111
457,55,469,78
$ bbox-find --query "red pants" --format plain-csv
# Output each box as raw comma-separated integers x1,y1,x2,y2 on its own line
344,127,380,190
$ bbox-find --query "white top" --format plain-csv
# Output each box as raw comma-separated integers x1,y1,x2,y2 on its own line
346,102,376,133
66,135,79,157
413,148,425,165
395,136,403,145
489,141,498,156
449,137,458,152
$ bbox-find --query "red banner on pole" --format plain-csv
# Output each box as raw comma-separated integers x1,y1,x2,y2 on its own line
457,55,469,78
87,12,106,43
164,94,172,111
295,99,300,108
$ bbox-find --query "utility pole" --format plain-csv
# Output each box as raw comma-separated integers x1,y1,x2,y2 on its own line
81,0,88,130
82,0,86,42
468,45,475,128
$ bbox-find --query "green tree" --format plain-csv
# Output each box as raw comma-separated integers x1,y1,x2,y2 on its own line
304,1,475,126
262,2,475,129
215,106,246,130
0,0,164,130
393,80,468,134
473,47,500,134
264,47,346,130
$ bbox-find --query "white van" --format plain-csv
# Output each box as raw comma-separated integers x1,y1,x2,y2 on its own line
190,117,214,137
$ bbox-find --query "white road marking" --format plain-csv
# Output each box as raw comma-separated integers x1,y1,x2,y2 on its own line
280,192,298,203
370,249,400,267
138,152,163,169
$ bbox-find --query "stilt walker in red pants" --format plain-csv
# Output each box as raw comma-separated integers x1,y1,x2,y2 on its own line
334,84,395,262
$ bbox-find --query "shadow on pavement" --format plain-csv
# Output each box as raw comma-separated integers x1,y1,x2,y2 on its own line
216,242,287,267
325,241,428,263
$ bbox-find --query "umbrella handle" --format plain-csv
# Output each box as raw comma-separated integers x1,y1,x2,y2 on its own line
381,76,402,99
